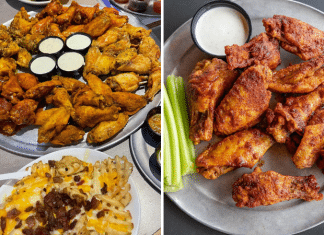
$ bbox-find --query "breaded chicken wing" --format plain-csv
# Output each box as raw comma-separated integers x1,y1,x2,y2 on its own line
232,167,323,208
214,65,272,136
0,57,16,77
84,47,116,76
111,92,147,115
16,73,39,91
106,72,145,92
16,48,32,68
225,33,281,70
0,40,20,57
196,129,274,180
50,125,85,146
10,99,38,125
263,15,324,60
187,58,239,144
16,34,45,54
0,25,12,42
138,36,161,61
82,11,111,38
30,16,53,35
9,7,37,38
269,55,324,93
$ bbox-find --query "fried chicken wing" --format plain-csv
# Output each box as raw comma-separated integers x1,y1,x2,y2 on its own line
87,113,129,143
102,7,128,28
71,105,119,128
1,75,24,104
0,40,20,57
144,67,161,101
117,54,151,74
106,72,145,92
38,107,71,143
269,55,324,93
122,24,151,41
16,48,32,68
115,48,137,66
50,125,85,146
138,36,161,61
103,38,131,57
73,3,100,24
92,27,125,49
84,47,116,76
16,34,45,54
34,107,59,125
25,80,62,100
30,16,53,35
62,25,84,38
0,57,16,77
72,86,105,108
47,23,65,40
0,97,12,121
9,99,38,125
36,0,64,19
225,33,281,70
45,87,72,109
267,84,324,143
84,73,113,106
187,58,239,144
0,25,12,42
55,1,77,26
214,65,272,136
52,75,86,93
82,11,111,38
16,73,39,90
0,120,17,136
9,7,37,38
196,129,274,180
111,92,147,115
232,167,323,208
263,15,324,60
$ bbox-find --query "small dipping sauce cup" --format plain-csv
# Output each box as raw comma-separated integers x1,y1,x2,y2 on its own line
57,51,85,78
29,54,57,81
191,0,252,59
145,106,161,137
65,33,92,55
38,36,64,58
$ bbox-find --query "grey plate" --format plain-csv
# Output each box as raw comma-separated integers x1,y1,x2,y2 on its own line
165,0,324,234
1,9,161,158
130,123,161,190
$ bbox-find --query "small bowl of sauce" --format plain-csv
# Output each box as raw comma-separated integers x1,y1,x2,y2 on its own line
191,0,252,59
57,51,85,78
38,36,64,57
146,106,161,137
65,33,92,55
29,54,57,81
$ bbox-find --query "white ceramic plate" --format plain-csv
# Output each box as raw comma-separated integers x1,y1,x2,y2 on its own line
18,0,50,6
0,8,161,157
0,148,140,235
165,0,324,234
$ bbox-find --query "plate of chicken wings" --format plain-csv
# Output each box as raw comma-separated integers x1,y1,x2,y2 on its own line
0,0,161,157
165,0,324,234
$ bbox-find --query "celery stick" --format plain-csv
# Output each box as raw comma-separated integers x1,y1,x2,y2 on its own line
163,85,181,187
164,180,183,193
163,113,172,186
166,76,195,175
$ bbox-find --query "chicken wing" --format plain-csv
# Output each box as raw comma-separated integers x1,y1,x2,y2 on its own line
84,47,116,76
25,80,62,100
138,36,161,61
267,84,324,143
9,7,37,39
0,57,16,77
111,92,147,115
47,23,65,40
16,48,32,68
263,15,324,60
82,11,111,38
30,16,53,35
92,27,126,49
71,105,119,128
10,99,38,125
0,120,17,136
73,3,100,24
84,73,113,106
45,87,72,109
16,73,39,90
87,113,129,143
1,75,24,104
36,0,64,19
187,58,239,144
0,97,12,121
214,65,272,136
106,72,145,92
34,108,59,126
0,25,12,42
16,34,45,54
269,55,324,93
55,1,77,26
50,125,85,146
122,24,151,41
232,167,323,208
196,129,274,180
61,25,84,38
0,40,20,57
72,86,105,108
51,75,86,93
117,54,151,74
102,7,128,28
103,38,131,56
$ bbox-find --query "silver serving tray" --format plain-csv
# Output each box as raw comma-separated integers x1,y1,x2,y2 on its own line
165,0,324,234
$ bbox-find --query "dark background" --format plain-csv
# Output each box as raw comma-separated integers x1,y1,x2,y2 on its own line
164,0,324,234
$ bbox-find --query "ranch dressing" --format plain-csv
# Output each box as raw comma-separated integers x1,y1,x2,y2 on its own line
39,38,63,54
66,34,91,50
58,52,84,71
195,7,249,55
30,57,56,74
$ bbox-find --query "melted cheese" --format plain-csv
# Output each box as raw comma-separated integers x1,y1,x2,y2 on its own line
99,172,118,190
87,218,107,234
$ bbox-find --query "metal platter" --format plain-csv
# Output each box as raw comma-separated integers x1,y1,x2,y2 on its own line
164,0,324,234
1,7,161,157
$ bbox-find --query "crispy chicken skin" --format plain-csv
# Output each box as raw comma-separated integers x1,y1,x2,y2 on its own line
1,75,24,104
84,73,113,106
9,99,38,125
45,87,73,109
36,0,63,19
50,125,85,146
87,113,129,143
106,72,145,92
214,65,272,136
138,36,161,61
72,86,105,108
263,15,324,60
82,11,111,38
267,84,324,143
47,23,65,40
225,33,281,70
111,92,147,115
9,7,37,39
187,58,239,145
16,73,38,90
196,129,274,180
269,55,324,93
0,57,16,77
34,108,59,126
55,1,77,26
144,66,161,101
16,48,32,68
25,80,62,100
52,75,86,93
62,25,84,38
30,16,54,35
0,40,20,57
92,27,127,49
73,3,100,25
84,47,116,76
232,167,323,208
0,97,12,121
16,34,45,54
117,54,151,74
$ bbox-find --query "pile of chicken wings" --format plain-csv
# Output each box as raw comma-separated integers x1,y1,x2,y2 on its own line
0,0,161,146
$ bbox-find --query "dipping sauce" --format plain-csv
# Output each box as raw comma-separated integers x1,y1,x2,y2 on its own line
148,113,161,134
30,56,56,75
57,52,84,72
194,7,249,55
66,33,92,50
38,37,64,55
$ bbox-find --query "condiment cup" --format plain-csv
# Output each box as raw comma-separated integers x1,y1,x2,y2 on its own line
38,36,64,58
145,106,161,137
65,33,92,55
57,51,85,79
29,54,57,81
191,0,252,59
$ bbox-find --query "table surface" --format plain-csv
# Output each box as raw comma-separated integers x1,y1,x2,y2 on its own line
0,1,161,235
164,0,324,235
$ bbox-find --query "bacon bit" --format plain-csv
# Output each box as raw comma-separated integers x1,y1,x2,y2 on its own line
101,183,107,194
74,175,81,182
48,160,56,168
53,176,63,183
1,216,6,232
26,216,36,228
76,180,84,186
69,220,77,230
96,210,105,218
14,219,22,229
90,197,100,210
45,173,51,178
25,206,34,212
7,208,21,219
22,229,34,235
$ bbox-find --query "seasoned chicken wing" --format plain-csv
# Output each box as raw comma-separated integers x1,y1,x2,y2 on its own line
73,3,100,24
84,73,113,106
50,125,85,146
10,99,38,125
16,73,39,91
16,48,32,68
0,40,20,57
225,33,281,70
263,15,324,60
111,92,147,115
267,84,324,143
115,48,137,65
52,75,86,93
122,24,151,41
106,72,145,92
92,27,126,49
1,75,24,104
55,1,77,26
82,11,111,38
232,167,323,208
187,58,239,144
9,7,37,38
145,65,161,101
34,108,59,126
0,120,17,136
0,97,12,121
117,54,151,74
138,36,161,61
103,38,131,56
84,47,116,76
102,7,128,28
47,23,65,40
72,86,105,108
25,80,62,100
36,0,64,19
61,25,84,38
0,57,16,77
269,55,324,93
87,113,129,143
214,65,272,136
30,16,53,35
16,34,45,54
71,105,119,128
0,25,12,42
196,129,274,180
45,87,72,109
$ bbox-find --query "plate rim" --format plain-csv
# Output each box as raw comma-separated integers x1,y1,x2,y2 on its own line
18,0,51,6
165,0,324,234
